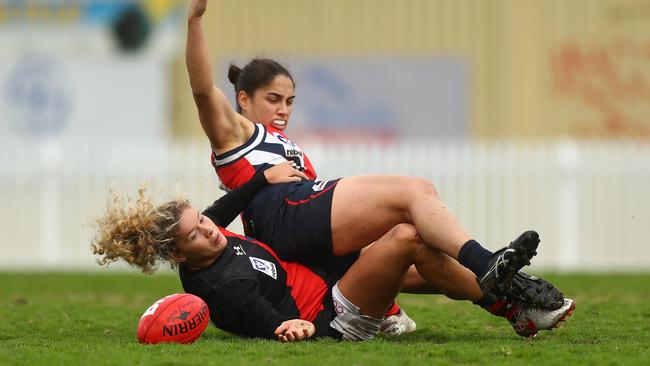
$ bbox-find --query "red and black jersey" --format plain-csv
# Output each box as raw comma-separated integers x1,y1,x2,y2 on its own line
179,229,336,340
178,163,351,340
211,123,317,190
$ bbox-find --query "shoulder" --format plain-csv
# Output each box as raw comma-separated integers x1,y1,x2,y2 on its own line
213,114,257,154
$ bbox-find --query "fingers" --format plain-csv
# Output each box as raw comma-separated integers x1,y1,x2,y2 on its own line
279,328,303,342
275,320,314,342
285,162,308,180
294,170,309,180
284,329,297,342
301,325,312,339
264,161,310,184
277,327,300,342
188,0,207,18
274,322,289,336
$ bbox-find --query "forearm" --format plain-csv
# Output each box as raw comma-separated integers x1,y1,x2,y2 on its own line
213,280,291,340
185,0,242,150
203,171,270,227
186,15,214,95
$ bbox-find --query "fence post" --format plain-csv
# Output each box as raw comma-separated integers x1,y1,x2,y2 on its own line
556,140,580,270
39,141,62,267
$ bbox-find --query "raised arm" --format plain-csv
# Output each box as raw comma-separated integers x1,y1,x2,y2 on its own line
186,0,253,153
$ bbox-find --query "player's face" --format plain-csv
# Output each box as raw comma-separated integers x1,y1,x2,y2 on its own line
175,207,227,269
240,75,295,131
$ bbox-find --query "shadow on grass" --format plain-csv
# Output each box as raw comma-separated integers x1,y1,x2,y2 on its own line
198,329,514,345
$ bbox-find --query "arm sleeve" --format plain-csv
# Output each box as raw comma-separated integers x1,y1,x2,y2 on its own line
209,279,291,340
202,172,269,227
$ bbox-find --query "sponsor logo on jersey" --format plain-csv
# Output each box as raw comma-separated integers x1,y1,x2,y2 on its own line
271,132,303,160
312,181,329,192
249,257,277,279
274,133,296,147
284,148,303,158
233,245,246,256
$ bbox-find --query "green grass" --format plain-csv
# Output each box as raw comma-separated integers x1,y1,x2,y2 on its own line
1,272,649,366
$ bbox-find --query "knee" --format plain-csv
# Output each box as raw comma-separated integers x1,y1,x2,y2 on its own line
406,177,439,200
387,224,421,249
380,224,428,261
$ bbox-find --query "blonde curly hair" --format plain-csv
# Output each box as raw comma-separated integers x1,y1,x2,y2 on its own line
91,186,190,274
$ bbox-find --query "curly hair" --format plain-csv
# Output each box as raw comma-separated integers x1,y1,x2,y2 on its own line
91,186,190,274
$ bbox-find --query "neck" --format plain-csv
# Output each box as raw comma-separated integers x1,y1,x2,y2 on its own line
183,252,221,272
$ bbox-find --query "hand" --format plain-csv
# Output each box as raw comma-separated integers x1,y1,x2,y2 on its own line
188,0,207,19
263,161,309,184
274,319,315,342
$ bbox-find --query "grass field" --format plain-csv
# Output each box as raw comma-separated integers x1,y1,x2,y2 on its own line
1,272,649,366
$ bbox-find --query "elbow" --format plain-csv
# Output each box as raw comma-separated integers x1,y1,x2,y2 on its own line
191,89,208,99
191,86,213,100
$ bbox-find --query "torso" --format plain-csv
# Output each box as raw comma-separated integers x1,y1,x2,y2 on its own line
211,123,317,190
179,228,333,338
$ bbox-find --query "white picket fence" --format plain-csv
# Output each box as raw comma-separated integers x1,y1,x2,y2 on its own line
1,138,649,271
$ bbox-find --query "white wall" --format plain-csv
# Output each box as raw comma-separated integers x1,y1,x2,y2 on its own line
0,139,648,271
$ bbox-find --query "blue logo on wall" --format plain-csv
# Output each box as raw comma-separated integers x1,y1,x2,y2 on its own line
4,56,72,139
300,64,395,130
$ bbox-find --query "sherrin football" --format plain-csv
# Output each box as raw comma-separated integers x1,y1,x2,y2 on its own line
137,293,210,344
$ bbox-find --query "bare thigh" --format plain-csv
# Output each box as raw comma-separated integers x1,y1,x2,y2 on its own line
337,224,419,318
331,174,471,258
331,175,419,255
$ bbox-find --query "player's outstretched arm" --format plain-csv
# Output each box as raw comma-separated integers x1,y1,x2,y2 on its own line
186,0,250,151
274,319,315,342
186,0,213,96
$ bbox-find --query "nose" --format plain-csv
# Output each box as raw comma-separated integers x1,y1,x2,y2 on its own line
201,221,213,237
277,102,289,116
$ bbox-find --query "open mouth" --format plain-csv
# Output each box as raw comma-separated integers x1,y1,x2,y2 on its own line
271,120,286,129
214,231,227,249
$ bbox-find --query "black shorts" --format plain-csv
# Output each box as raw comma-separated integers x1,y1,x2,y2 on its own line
243,179,341,263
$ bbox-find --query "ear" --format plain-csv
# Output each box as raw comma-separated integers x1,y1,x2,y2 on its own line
237,91,250,112
172,252,187,264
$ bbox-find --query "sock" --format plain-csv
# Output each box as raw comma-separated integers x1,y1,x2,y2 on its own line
474,296,498,312
458,239,493,278
384,301,401,317
473,296,516,319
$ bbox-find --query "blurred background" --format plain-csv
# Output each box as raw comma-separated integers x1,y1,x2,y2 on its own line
0,0,648,271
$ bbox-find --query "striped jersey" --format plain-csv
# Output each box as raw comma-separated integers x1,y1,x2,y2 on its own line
211,123,316,190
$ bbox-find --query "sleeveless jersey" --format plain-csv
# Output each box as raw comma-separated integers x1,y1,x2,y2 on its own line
211,123,317,190
179,228,334,339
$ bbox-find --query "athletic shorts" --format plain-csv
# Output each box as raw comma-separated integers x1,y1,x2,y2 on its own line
243,179,341,263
